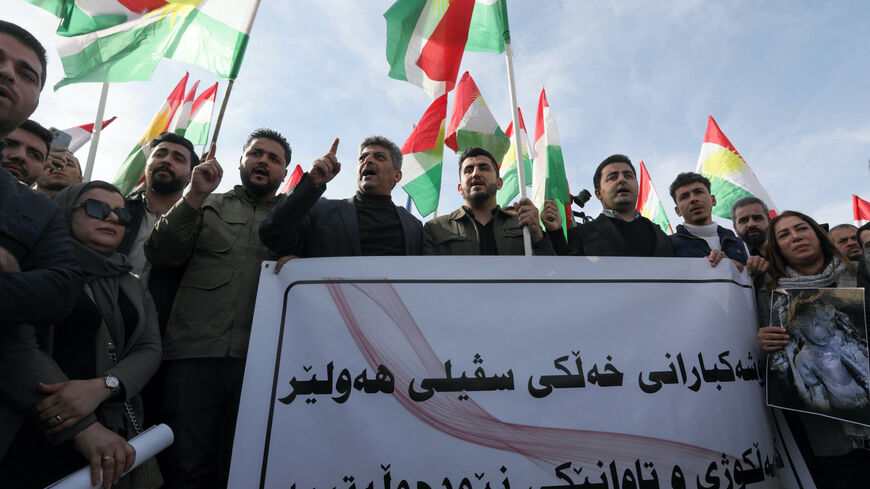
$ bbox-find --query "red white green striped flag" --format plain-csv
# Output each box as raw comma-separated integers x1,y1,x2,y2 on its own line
531,88,571,234
25,0,260,89
167,79,199,137
637,161,673,234
400,94,448,217
185,82,218,146
696,116,777,219
497,106,533,208
445,72,510,162
112,73,188,195
384,0,510,98
63,116,117,154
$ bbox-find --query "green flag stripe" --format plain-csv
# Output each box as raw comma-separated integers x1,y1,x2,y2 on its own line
709,176,755,219
404,163,442,217
55,10,249,88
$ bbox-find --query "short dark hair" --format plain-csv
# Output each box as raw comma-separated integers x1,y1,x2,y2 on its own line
458,147,499,177
668,172,711,202
245,127,292,167
593,154,635,189
857,222,870,248
730,196,769,222
17,119,52,156
0,21,47,89
360,135,402,170
149,132,199,169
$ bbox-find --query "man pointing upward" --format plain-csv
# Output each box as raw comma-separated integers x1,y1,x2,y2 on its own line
260,136,422,257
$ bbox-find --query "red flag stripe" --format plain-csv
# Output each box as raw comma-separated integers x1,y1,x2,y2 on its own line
402,94,448,154
280,164,304,194
703,115,741,156
415,0,475,94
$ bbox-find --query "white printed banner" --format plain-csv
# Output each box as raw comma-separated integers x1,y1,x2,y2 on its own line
231,257,790,489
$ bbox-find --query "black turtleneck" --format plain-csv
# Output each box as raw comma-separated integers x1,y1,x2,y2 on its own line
354,192,405,255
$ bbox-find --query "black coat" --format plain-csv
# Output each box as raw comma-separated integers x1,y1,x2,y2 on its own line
551,214,674,257
259,173,423,257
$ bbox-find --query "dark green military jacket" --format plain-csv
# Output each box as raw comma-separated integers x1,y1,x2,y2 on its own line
422,206,554,255
144,186,279,360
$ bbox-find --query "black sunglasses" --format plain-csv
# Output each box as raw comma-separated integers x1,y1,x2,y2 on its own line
76,198,132,226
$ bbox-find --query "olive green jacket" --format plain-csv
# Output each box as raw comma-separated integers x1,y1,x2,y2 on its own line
144,186,279,360
422,206,554,255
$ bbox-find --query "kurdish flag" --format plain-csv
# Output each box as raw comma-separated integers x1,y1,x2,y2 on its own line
167,80,199,136
853,195,870,227
400,94,448,216
531,88,571,235
112,73,188,195
497,107,533,208
637,161,673,234
26,0,260,89
385,0,509,98
445,72,510,162
64,116,117,154
696,116,777,219
185,82,218,146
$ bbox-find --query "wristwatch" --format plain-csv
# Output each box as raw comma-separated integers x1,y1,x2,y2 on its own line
103,375,120,396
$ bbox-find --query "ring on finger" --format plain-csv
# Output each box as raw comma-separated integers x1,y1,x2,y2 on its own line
53,415,63,425
102,455,114,463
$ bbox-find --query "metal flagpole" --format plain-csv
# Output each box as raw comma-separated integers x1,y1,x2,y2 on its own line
83,82,109,182
503,41,532,256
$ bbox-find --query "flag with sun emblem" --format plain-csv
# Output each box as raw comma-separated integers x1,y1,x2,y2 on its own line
25,0,260,89
695,116,777,219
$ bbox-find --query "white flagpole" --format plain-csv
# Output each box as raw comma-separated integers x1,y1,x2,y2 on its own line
83,82,109,182
504,41,532,256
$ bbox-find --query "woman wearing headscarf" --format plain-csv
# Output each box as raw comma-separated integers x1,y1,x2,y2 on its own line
756,210,870,488
0,181,160,488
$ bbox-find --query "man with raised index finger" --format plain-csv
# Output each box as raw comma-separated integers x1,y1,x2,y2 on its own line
259,135,423,258
144,127,290,488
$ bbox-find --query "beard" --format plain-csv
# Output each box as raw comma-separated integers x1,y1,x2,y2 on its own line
740,227,767,249
241,169,281,197
148,166,187,194
463,181,498,207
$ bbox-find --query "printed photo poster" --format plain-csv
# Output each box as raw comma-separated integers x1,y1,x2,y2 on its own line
766,288,870,426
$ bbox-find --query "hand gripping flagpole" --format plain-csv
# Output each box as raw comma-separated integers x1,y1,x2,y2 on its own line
504,41,532,256
83,82,109,182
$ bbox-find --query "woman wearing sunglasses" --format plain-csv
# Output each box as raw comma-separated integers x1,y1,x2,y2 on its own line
1,181,160,488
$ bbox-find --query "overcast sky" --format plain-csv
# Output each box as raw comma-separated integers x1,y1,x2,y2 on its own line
7,1,870,229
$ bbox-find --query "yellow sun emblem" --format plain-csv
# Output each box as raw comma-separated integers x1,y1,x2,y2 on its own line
701,147,748,179
145,0,203,26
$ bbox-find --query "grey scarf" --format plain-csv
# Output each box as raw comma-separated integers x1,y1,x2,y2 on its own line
778,256,854,289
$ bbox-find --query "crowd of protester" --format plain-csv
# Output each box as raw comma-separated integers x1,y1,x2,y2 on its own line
2,20,870,489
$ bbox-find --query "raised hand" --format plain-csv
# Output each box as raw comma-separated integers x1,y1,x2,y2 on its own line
540,199,562,232
186,142,223,209
309,138,341,187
